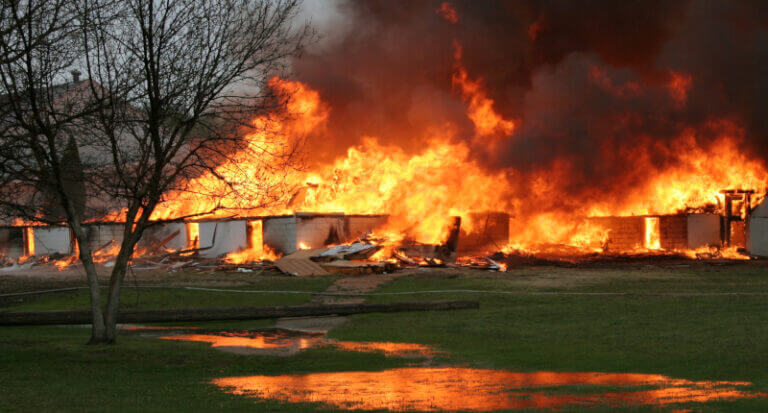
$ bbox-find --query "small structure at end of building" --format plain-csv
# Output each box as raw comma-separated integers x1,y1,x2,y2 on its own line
748,198,768,258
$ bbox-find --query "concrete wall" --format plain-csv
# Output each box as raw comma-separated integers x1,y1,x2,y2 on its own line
345,215,389,240
589,216,645,251
263,213,390,255
686,214,721,249
591,214,723,252
137,222,187,253
295,214,346,249
84,224,123,251
33,227,71,255
0,228,25,259
659,215,687,250
749,219,768,257
749,199,768,257
458,212,510,254
198,220,247,258
262,216,297,255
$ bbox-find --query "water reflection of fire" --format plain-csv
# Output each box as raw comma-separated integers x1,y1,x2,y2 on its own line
213,367,765,411
157,329,437,358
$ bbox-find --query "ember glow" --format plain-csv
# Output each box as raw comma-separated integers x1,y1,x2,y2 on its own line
213,367,765,411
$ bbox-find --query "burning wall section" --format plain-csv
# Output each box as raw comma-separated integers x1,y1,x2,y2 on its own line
588,213,721,253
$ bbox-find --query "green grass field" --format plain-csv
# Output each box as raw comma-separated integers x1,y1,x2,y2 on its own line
2,264,768,412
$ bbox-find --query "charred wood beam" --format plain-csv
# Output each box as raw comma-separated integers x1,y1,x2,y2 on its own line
0,300,479,326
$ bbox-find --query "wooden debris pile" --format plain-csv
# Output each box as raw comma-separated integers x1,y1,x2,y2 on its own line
274,242,391,276
0,215,538,275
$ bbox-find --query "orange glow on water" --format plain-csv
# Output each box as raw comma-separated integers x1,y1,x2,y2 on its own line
159,333,322,350
120,325,199,331
331,342,435,357
213,367,765,411
157,330,436,358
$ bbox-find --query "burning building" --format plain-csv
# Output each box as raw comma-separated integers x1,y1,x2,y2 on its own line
2,1,768,268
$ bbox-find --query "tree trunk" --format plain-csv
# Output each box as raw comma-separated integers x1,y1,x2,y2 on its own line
69,221,107,343
102,230,143,342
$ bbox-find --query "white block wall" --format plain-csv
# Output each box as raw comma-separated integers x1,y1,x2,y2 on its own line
346,215,389,239
263,214,389,255
138,222,187,252
749,199,768,257
0,228,25,258
295,215,345,249
198,220,247,258
686,213,721,249
85,224,124,250
33,227,71,255
262,216,297,255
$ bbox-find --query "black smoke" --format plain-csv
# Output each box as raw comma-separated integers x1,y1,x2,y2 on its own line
293,0,768,203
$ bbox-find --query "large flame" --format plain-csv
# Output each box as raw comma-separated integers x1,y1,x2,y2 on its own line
143,66,768,258
41,32,761,262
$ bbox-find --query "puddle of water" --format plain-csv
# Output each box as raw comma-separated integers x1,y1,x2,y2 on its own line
158,330,325,356
156,329,436,357
331,342,435,357
212,367,765,411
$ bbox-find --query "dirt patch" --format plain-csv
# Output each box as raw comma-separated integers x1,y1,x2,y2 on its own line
274,271,405,331
400,266,700,290
314,273,404,305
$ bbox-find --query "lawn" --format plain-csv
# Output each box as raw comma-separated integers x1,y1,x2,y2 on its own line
2,263,768,412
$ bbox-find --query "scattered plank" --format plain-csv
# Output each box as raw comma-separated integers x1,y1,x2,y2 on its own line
153,229,181,251
274,247,331,276
314,243,382,262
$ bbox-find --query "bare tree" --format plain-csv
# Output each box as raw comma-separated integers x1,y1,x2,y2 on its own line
0,0,111,342
0,0,311,343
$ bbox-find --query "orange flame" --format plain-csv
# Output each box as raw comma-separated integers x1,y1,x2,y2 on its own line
225,221,281,263
452,41,515,148
644,217,661,250
144,75,767,258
